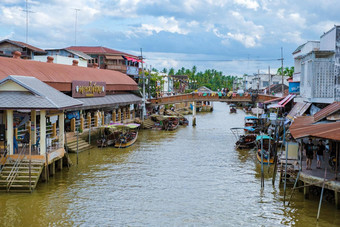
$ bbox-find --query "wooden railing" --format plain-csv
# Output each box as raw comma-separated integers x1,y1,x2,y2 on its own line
149,93,277,105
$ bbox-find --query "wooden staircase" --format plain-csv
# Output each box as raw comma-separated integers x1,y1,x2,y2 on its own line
0,159,44,192
66,135,92,153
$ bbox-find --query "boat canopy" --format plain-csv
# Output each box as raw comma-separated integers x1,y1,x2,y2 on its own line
245,116,258,120
244,126,255,132
256,135,273,141
230,104,236,107
125,123,140,129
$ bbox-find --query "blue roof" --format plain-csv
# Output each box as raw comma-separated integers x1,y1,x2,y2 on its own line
244,126,255,132
245,116,258,120
256,135,273,141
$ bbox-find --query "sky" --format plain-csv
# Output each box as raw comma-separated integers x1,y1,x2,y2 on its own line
0,0,339,76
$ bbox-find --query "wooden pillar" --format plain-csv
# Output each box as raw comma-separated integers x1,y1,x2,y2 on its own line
123,108,126,122
40,110,46,155
112,109,116,122
118,109,122,122
31,110,37,144
127,108,131,120
101,111,105,125
6,110,14,155
51,161,55,176
335,190,340,209
57,158,63,171
304,184,310,199
80,116,84,131
58,113,64,148
132,109,135,119
94,113,98,127
192,101,197,126
52,123,57,138
70,118,76,132
87,114,91,128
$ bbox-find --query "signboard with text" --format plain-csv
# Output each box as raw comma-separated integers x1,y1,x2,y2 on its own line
72,80,106,98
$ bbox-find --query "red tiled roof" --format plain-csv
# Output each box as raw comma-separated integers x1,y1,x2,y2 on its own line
66,46,138,58
2,39,46,53
313,102,340,122
0,57,138,92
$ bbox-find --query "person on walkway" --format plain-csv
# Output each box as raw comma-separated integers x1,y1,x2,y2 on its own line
316,140,325,169
304,138,314,170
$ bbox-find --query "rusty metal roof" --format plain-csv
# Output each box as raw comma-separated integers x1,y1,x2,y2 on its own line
66,46,137,58
0,39,46,53
313,102,340,122
0,57,138,92
290,115,340,141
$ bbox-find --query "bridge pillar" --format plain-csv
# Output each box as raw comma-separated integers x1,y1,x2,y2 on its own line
192,101,196,126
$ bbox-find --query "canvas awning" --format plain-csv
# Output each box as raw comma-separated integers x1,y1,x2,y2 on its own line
105,55,124,60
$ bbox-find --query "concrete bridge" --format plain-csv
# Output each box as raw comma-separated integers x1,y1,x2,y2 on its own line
149,93,277,105
149,93,277,126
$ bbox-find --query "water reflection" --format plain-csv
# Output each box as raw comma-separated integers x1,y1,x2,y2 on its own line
0,102,340,226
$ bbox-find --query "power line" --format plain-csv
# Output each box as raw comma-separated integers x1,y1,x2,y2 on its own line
145,58,282,62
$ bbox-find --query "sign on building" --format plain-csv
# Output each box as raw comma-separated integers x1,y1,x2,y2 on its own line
72,80,106,98
127,66,139,76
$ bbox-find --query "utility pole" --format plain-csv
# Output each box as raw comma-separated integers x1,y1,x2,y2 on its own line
74,8,80,45
281,47,284,97
140,48,146,122
257,69,260,94
23,0,34,44
149,65,151,99
268,66,271,95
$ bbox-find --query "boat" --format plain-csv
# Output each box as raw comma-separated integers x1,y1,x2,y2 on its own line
229,104,237,113
163,116,179,131
244,116,263,134
255,135,275,165
243,104,253,114
97,123,140,148
230,127,257,149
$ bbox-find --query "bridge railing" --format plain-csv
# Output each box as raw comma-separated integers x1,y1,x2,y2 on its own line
149,93,276,104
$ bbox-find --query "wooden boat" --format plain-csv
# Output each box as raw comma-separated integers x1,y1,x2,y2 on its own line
229,104,237,113
163,116,179,131
231,127,257,149
97,123,140,148
255,135,275,165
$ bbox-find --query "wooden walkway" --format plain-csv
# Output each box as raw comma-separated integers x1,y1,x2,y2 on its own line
149,93,277,105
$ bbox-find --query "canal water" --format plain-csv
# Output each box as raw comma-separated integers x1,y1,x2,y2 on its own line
1,102,340,226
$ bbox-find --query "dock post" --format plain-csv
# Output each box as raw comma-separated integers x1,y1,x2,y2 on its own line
70,118,76,132
335,191,340,209
118,108,122,122
317,168,327,221
192,101,196,126
101,111,105,125
87,114,91,129
261,133,264,188
304,184,310,199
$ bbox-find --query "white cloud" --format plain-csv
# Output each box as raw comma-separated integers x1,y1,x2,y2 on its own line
140,16,190,35
234,0,260,10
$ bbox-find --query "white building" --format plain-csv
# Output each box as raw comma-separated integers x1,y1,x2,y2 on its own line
293,25,340,103
244,73,287,91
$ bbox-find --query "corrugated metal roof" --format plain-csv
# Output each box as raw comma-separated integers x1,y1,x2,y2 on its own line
290,118,340,139
66,46,138,58
263,96,284,104
0,75,82,109
287,102,311,120
64,49,92,60
0,57,138,92
313,102,340,122
0,39,46,53
72,94,142,110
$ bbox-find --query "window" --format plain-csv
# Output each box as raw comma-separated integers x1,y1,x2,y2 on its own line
262,81,269,87
273,81,279,85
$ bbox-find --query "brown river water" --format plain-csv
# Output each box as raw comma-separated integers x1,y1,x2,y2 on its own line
1,102,340,226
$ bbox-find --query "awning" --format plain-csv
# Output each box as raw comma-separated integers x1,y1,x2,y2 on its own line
105,55,124,60
268,94,295,108
287,102,311,120
263,96,285,104
123,56,144,63
71,94,142,110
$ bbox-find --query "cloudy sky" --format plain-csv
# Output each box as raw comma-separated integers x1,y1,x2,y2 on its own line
0,0,339,75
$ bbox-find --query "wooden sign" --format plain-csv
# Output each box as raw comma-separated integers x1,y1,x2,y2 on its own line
72,80,106,98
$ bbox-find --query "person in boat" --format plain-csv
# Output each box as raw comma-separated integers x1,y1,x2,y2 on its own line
304,138,314,170
316,140,325,169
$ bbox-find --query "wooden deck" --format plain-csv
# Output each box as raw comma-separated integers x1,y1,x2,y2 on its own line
299,152,340,191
